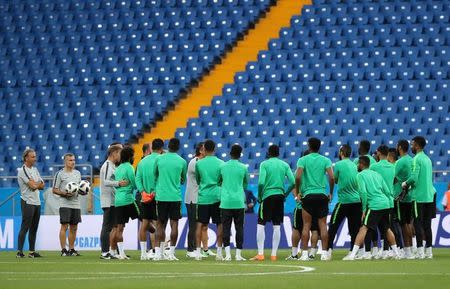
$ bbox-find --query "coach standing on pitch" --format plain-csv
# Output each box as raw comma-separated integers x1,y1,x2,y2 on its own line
99,144,126,260
16,148,45,258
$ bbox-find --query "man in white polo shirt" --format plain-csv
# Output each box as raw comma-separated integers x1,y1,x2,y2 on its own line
16,148,45,258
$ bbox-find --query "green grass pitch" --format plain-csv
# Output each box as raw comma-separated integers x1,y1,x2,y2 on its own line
1,249,449,289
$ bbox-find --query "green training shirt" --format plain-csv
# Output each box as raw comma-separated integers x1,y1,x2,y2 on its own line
370,159,395,208
258,157,295,201
296,153,332,197
114,162,137,207
135,153,160,194
357,169,391,211
353,154,376,166
394,155,413,202
196,155,224,205
406,151,434,203
154,152,187,202
219,159,249,209
334,158,361,204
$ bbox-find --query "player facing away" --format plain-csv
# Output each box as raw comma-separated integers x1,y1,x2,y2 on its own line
286,200,320,260
343,156,400,261
114,146,139,260
153,138,187,261
52,153,83,257
251,144,295,261
395,140,415,259
402,136,435,259
99,144,127,259
136,139,164,260
370,145,396,259
295,138,334,261
353,140,376,166
286,149,319,261
218,144,249,261
327,144,362,259
195,139,225,261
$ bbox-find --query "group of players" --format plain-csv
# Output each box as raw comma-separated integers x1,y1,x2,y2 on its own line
15,135,435,262
96,135,435,261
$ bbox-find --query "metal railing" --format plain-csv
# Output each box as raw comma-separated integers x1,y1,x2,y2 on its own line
0,188,20,215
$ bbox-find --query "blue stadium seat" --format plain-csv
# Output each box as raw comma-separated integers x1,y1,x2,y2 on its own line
0,0,272,176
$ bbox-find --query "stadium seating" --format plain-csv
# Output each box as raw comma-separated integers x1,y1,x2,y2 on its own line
175,0,449,178
0,0,448,185
0,0,273,184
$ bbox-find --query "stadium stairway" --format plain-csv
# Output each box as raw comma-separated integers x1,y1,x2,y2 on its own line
132,0,311,164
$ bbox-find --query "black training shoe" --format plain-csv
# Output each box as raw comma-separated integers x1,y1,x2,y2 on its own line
100,253,112,260
61,248,69,256
16,251,25,258
28,252,42,258
69,249,81,256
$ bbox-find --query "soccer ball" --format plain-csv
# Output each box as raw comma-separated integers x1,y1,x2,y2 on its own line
65,182,79,196
78,180,90,195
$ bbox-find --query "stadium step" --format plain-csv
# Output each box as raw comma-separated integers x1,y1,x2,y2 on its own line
132,0,311,163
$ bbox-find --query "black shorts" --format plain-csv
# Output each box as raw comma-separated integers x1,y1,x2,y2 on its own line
59,207,81,225
393,201,400,222
399,202,413,225
116,202,140,225
157,201,182,223
301,194,329,219
292,208,318,231
102,206,117,227
141,201,157,221
363,208,391,233
413,201,435,222
197,202,221,225
258,194,284,225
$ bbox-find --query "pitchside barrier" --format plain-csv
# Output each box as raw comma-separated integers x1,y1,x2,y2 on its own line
1,212,450,252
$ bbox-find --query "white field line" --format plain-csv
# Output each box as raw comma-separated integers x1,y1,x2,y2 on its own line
4,271,450,281
0,261,307,267
1,264,316,281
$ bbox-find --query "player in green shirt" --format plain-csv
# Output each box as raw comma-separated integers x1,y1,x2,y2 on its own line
371,145,395,208
369,145,396,259
195,140,225,260
403,136,435,259
153,138,187,261
250,145,294,261
395,139,415,259
286,150,319,261
113,146,139,260
135,138,164,260
353,139,376,166
327,144,362,259
295,138,334,261
343,156,400,261
218,144,248,261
